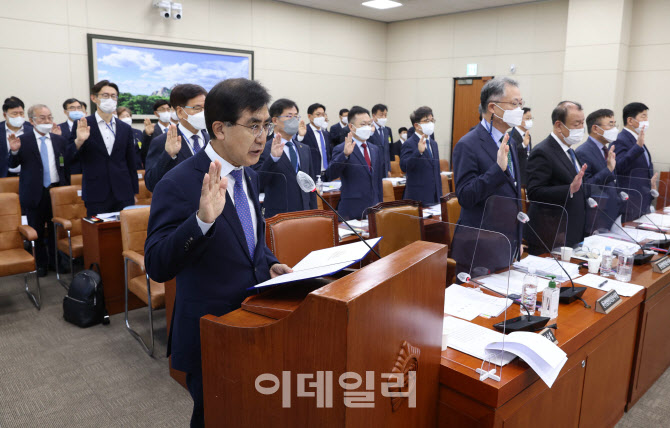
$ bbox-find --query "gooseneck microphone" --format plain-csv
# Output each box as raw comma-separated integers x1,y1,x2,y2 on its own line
296,171,381,259
621,190,670,246
517,211,590,308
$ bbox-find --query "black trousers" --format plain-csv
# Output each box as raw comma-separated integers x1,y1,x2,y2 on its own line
186,370,205,428
85,197,134,218
25,187,55,269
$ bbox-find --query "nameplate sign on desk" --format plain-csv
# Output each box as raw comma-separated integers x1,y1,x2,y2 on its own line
652,255,670,274
539,328,558,345
595,289,622,314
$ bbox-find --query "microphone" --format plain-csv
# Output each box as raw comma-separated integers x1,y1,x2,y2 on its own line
587,197,656,264
517,211,590,307
619,190,670,247
457,272,550,333
297,171,381,259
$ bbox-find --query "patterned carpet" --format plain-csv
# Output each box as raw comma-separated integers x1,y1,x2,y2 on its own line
0,270,667,427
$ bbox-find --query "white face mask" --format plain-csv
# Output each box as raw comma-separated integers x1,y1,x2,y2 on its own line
184,110,206,131
35,123,53,134
635,120,649,134
341,116,348,125
158,111,171,123
98,98,117,114
598,126,618,143
353,125,372,141
377,117,387,127
7,115,25,128
313,116,327,129
170,110,179,121
400,132,407,141
524,119,533,129
561,123,584,146
494,105,524,127
420,122,434,136
120,117,133,126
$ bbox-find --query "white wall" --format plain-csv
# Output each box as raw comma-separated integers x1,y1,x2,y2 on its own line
0,0,386,125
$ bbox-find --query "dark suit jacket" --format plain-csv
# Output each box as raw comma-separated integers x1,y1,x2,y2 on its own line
131,128,144,169
327,141,383,220
576,137,619,232
369,124,392,177
66,115,139,204
302,125,332,180
144,149,279,373
9,132,68,208
144,127,210,192
509,127,532,187
258,138,316,219
400,133,442,206
613,129,654,220
59,121,81,175
390,140,403,161
1,121,33,177
329,122,347,146
140,123,165,166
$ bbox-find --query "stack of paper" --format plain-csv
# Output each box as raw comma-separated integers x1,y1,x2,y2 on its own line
486,331,568,387
583,234,640,254
574,273,644,297
638,213,670,228
97,212,120,222
477,270,551,297
443,316,516,366
423,203,442,218
444,284,513,320
513,255,580,281
616,227,668,242
382,177,406,185
322,181,342,192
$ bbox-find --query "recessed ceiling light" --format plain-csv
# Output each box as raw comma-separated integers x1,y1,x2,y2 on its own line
362,0,403,10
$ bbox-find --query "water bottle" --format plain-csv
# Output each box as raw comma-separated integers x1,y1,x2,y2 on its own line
616,250,634,283
601,246,613,277
316,175,323,194
521,268,538,317
541,275,560,319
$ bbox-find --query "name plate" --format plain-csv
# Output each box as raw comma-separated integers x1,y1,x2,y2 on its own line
539,328,558,345
652,255,670,274
595,289,622,314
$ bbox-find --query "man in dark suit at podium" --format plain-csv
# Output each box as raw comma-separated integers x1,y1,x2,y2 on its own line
145,78,291,428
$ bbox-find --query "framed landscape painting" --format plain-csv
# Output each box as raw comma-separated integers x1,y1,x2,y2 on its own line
87,34,254,119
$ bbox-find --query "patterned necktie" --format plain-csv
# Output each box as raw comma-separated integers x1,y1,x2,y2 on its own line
425,137,433,159
229,169,255,259
39,136,51,188
286,141,299,173
602,145,608,161
498,136,513,176
361,143,372,170
192,135,201,153
567,148,580,173
318,130,328,169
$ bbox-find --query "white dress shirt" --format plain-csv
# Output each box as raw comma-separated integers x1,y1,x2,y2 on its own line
6,124,24,174
551,132,580,171
66,119,74,132
196,144,258,243
270,136,301,168
309,123,327,171
33,129,59,185
96,111,116,155
178,123,205,156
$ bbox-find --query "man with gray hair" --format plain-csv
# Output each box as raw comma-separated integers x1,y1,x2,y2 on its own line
8,104,69,276
451,77,525,275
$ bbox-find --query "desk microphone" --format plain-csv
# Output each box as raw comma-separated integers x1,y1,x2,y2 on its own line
456,272,550,333
619,191,670,247
297,171,381,259
517,211,590,308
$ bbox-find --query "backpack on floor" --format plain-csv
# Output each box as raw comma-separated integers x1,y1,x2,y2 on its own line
63,263,110,328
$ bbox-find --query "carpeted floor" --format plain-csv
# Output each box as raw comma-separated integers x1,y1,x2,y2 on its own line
0,270,668,427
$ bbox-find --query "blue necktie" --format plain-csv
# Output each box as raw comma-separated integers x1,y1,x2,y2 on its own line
425,136,433,159
229,169,255,259
39,136,51,188
567,148,580,173
318,131,328,169
286,141,299,173
192,135,201,153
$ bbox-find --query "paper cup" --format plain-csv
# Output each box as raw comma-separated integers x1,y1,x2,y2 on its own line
560,247,573,262
588,256,601,274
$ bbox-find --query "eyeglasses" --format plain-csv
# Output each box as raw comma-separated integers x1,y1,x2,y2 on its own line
33,115,54,122
182,106,204,114
97,93,118,100
278,114,301,120
67,106,83,111
493,100,525,108
419,118,436,124
232,122,275,139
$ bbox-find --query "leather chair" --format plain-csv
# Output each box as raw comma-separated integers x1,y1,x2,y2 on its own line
389,161,403,178
367,200,423,258
441,175,450,197
265,209,339,268
51,185,86,288
136,180,152,206
0,177,20,195
382,180,395,202
70,174,82,186
120,207,165,355
439,159,450,172
0,193,41,309
440,193,460,284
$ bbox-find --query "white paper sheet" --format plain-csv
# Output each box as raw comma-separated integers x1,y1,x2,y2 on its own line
443,316,516,366
638,213,670,227
583,234,640,254
617,227,668,242
573,273,644,297
478,269,551,297
444,284,513,320
513,255,581,282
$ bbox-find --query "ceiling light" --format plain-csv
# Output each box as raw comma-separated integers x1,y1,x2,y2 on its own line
362,0,403,10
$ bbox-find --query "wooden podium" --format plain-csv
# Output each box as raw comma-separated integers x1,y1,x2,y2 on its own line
200,241,448,427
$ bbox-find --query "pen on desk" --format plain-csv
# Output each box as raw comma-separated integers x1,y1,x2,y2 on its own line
598,279,608,288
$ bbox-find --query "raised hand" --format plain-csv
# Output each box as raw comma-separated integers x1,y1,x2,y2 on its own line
637,126,646,147
298,120,307,137
8,133,20,152
523,130,530,148
496,133,510,171
74,117,90,149
197,161,228,224
165,124,182,157
270,263,293,278
651,172,659,191
606,145,616,172
144,118,154,136
51,123,62,136
418,134,427,154
270,132,285,158
570,164,587,194
343,132,355,156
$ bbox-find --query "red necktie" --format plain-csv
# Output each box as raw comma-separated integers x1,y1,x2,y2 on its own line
362,143,372,170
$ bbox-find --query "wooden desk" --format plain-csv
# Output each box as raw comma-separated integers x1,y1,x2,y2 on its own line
81,220,144,315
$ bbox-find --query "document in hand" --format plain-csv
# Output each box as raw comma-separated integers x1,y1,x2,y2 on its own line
485,331,568,387
249,237,382,290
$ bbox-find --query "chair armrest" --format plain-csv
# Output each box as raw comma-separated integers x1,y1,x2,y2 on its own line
123,250,145,272
18,225,38,242
52,217,73,230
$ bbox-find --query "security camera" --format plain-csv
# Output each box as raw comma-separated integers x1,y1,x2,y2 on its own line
153,0,171,19
171,2,182,20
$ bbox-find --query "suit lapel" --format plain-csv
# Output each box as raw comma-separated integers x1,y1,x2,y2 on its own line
549,138,577,179
297,143,310,173
177,128,193,161
475,124,499,164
